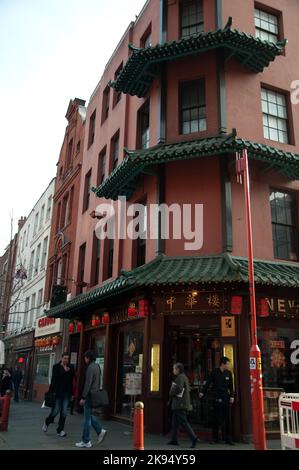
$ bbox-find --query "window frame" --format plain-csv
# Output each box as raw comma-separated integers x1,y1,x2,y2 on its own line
270,188,299,261
180,0,204,39
179,78,207,135
88,109,96,149
261,86,291,145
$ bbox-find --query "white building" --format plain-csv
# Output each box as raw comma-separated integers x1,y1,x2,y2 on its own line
8,178,55,335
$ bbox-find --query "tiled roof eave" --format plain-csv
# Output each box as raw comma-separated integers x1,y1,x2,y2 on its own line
46,254,299,319
110,27,284,97
91,132,299,200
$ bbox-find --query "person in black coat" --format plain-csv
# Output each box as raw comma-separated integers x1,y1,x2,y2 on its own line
200,356,235,445
0,368,13,396
42,353,74,437
13,366,23,402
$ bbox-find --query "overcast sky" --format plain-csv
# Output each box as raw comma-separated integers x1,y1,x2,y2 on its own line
0,0,145,255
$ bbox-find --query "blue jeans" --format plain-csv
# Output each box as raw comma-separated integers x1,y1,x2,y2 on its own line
82,399,102,443
45,394,70,432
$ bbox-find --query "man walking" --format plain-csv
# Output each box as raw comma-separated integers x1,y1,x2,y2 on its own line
75,350,107,448
42,352,74,437
200,356,234,445
167,363,199,448
13,366,23,402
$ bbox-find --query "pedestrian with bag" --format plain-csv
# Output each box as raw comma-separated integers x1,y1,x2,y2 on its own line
42,352,74,437
199,356,234,445
167,362,199,448
75,350,108,448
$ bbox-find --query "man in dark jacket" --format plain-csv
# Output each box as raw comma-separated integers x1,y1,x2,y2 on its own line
75,350,107,448
200,356,234,445
42,353,74,437
168,363,199,448
13,366,23,402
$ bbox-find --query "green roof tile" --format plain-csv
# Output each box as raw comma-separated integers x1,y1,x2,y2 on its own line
110,26,285,97
47,254,299,319
91,131,299,200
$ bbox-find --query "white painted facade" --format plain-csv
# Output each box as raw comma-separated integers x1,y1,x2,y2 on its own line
7,178,55,336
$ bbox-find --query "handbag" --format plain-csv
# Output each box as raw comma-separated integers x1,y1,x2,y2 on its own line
90,389,109,408
44,390,56,408
89,365,109,408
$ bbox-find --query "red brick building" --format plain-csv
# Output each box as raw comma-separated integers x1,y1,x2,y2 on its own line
48,0,299,441
45,98,86,307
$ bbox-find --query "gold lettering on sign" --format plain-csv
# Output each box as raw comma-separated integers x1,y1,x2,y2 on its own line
207,293,221,308
166,296,176,310
278,299,286,313
267,298,275,312
185,293,198,309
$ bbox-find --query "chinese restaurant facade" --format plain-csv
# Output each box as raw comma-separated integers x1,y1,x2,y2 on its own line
49,255,299,441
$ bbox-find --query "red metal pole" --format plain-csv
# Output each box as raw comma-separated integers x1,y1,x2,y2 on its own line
133,401,144,450
0,392,12,432
242,149,266,450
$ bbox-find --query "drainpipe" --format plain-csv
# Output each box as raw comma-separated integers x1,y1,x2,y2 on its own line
156,0,167,256
215,0,227,135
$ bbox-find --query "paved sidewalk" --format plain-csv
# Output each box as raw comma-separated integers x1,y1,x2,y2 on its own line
0,400,281,450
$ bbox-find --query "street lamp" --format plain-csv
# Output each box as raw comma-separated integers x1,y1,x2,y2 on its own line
236,148,266,450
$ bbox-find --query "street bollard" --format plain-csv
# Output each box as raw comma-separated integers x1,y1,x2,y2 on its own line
0,391,12,431
133,401,144,450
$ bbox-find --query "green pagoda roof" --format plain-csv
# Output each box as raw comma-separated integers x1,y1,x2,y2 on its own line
110,23,286,97
91,130,299,200
47,254,299,319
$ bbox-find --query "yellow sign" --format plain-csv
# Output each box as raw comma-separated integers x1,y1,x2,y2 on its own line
257,358,262,370
221,316,236,337
150,344,160,392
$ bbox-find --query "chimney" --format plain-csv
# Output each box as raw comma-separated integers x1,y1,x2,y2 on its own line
18,216,26,231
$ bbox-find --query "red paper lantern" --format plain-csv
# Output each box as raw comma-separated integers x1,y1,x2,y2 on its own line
128,302,137,318
77,321,83,333
231,295,243,315
138,299,149,317
103,312,110,324
91,315,101,327
68,322,75,333
257,298,269,317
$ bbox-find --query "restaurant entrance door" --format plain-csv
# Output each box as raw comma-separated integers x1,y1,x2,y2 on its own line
168,323,222,434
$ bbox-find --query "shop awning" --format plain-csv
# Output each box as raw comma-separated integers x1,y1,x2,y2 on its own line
109,22,286,97
47,254,299,319
91,130,299,200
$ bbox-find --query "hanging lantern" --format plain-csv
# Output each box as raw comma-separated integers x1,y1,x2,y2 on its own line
257,298,269,317
128,302,137,318
77,321,83,333
138,299,149,317
102,312,110,324
230,295,243,315
91,314,101,327
68,322,75,333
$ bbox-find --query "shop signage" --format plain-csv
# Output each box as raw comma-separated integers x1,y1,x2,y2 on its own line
163,291,225,313
11,331,34,350
125,373,142,396
265,297,299,317
35,316,62,338
221,316,236,337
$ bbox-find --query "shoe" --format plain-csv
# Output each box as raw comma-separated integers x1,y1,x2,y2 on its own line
42,423,48,432
209,440,219,445
98,429,107,444
57,430,67,437
226,440,235,446
75,441,92,448
167,441,179,445
190,437,199,448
